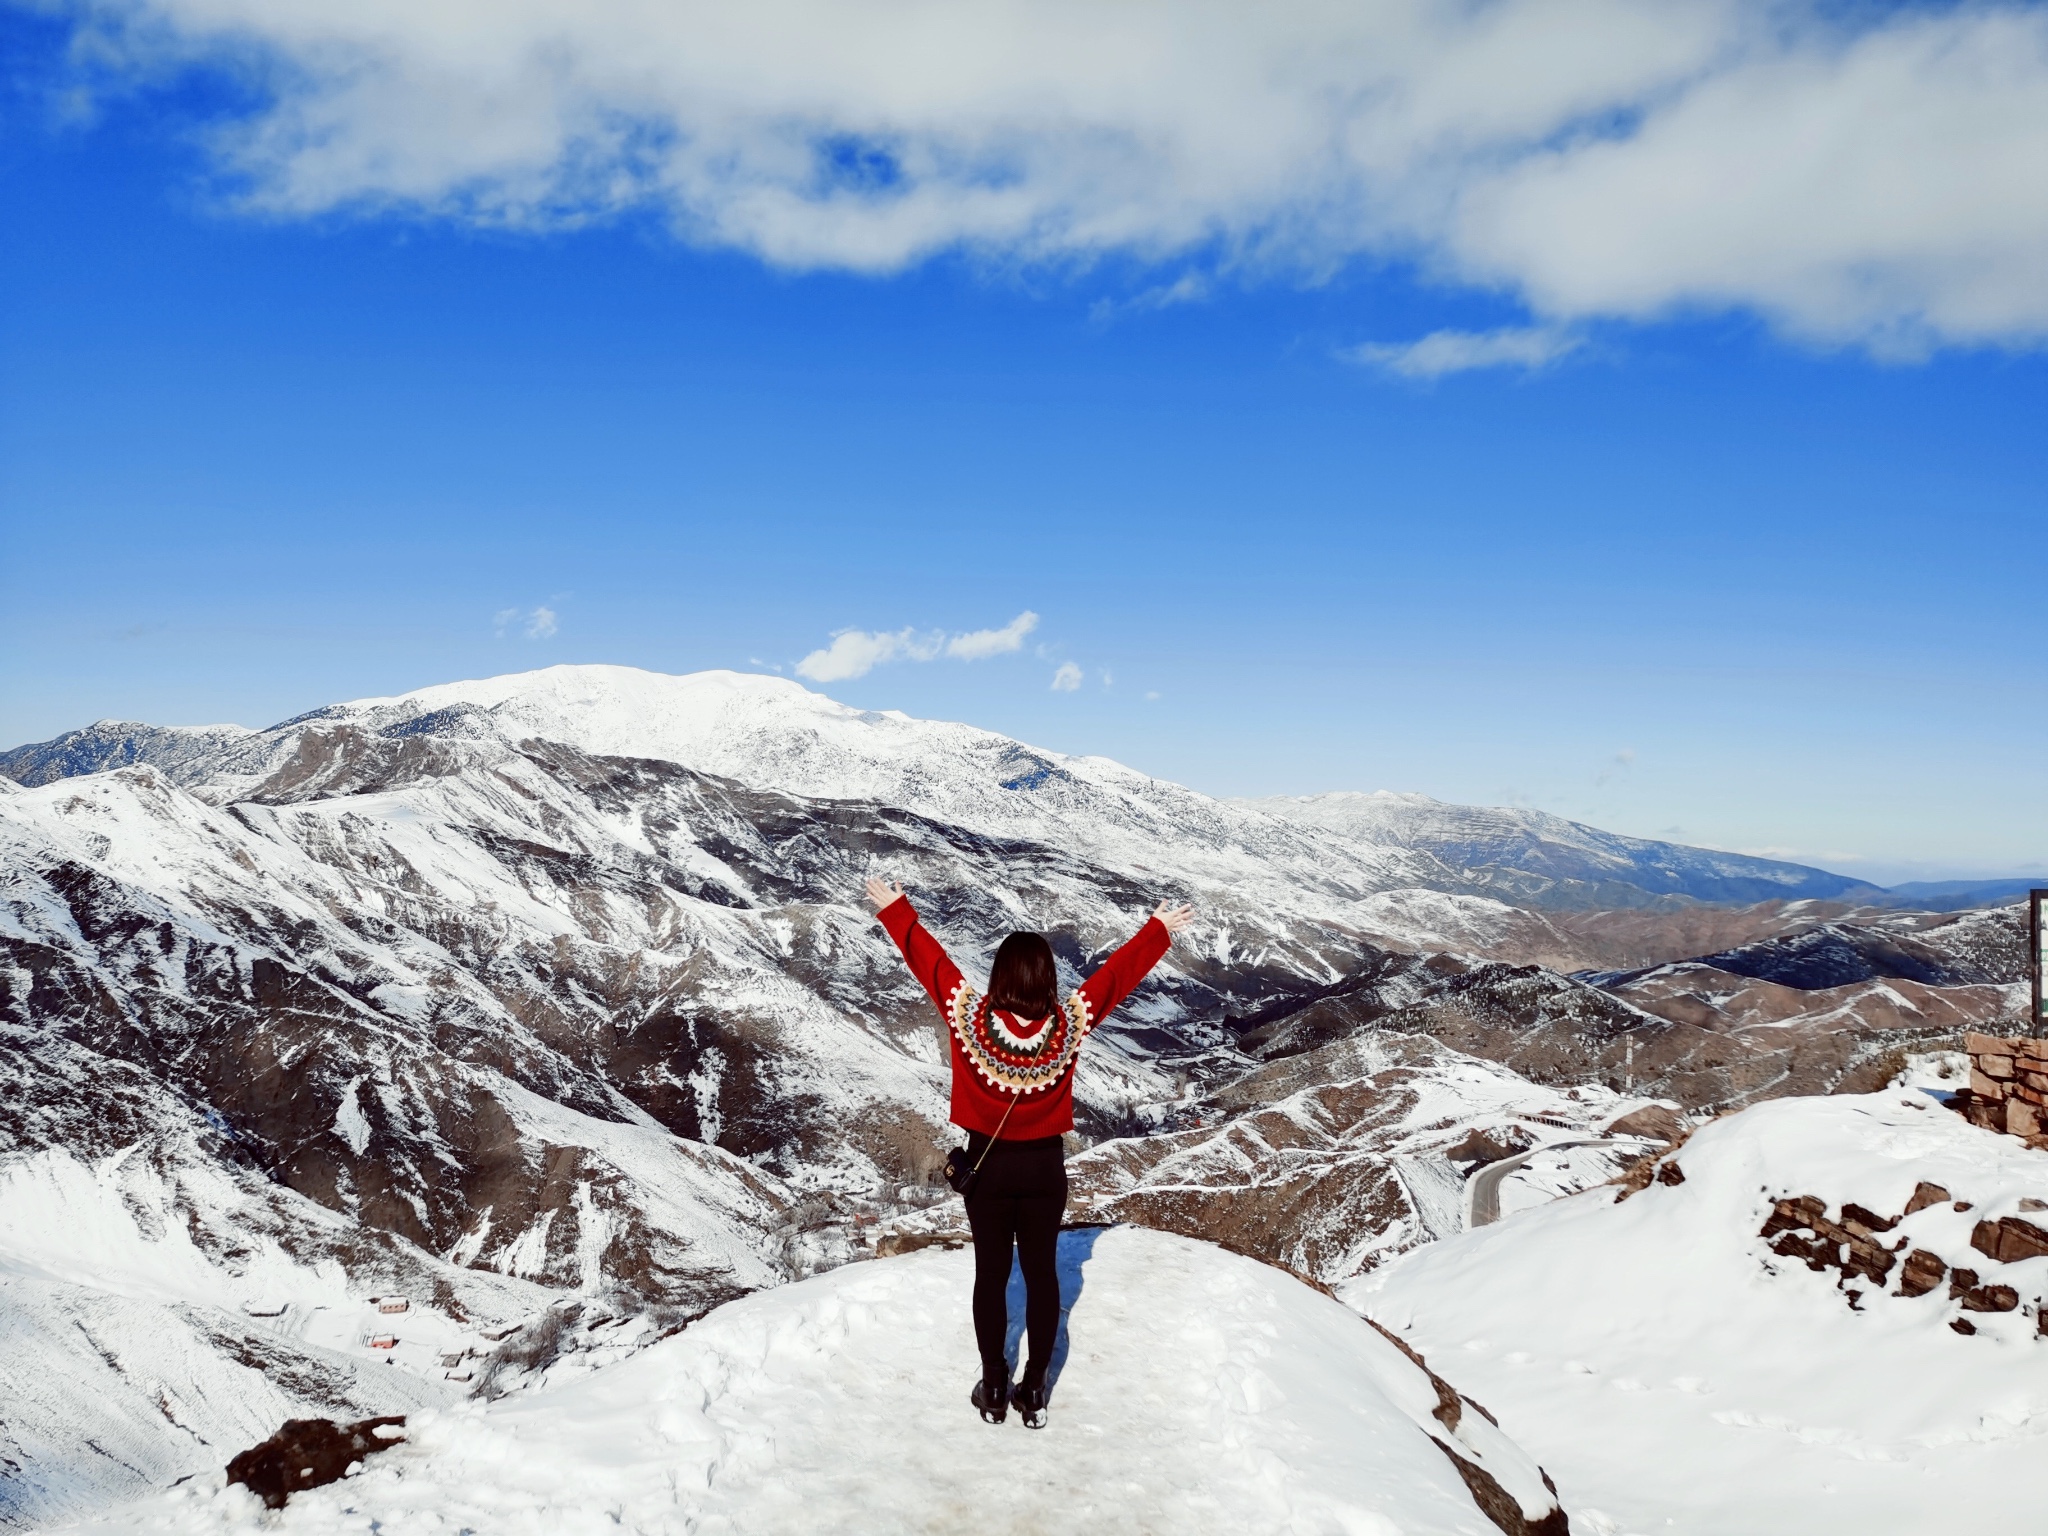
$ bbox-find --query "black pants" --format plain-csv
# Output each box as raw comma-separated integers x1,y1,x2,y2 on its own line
963,1132,1067,1384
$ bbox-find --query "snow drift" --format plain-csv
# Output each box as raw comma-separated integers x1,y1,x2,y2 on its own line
1350,1090,2048,1535
60,1227,1566,1536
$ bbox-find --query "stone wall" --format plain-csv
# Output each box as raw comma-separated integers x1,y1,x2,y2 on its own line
1952,1032,2048,1145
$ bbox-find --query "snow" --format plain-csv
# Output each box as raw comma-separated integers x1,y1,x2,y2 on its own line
61,1227,1555,1536
1348,1090,2048,1535
179,665,1503,948
0,1145,545,1529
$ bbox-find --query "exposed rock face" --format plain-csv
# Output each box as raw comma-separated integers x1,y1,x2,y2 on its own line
1759,1190,2048,1331
225,1416,405,1510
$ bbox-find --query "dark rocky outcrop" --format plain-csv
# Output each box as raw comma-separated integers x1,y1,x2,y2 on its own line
225,1416,405,1509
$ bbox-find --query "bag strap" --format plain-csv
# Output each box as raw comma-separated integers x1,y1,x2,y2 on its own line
969,1089,1022,1178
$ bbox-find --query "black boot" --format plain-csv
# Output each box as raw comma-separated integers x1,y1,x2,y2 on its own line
971,1371,1009,1424
1012,1369,1048,1429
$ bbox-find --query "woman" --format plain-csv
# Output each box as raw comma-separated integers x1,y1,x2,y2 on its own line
867,876,1193,1428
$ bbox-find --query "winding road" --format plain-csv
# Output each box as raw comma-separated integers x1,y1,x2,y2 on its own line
1463,1138,1653,1229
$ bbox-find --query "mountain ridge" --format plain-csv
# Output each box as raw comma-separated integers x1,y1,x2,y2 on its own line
4,662,1937,918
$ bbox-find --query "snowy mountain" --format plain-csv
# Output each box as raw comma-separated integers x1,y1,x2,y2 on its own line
1247,790,1885,910
1351,1089,2048,1534
2,664,2029,1529
1590,904,2029,1046
64,1227,1571,1536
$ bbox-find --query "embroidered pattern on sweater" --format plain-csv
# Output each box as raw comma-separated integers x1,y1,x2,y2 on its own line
947,981,1094,1094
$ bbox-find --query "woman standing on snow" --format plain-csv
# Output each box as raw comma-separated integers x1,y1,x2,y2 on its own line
866,877,1192,1428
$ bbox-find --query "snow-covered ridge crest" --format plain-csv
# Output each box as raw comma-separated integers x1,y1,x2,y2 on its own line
5,664,1915,921
1249,788,1884,909
68,1228,1569,1536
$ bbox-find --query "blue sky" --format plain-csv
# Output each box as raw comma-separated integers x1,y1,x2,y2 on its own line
2,1,2045,882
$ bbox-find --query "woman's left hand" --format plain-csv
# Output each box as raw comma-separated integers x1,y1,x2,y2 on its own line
866,876,907,911
1152,900,1195,936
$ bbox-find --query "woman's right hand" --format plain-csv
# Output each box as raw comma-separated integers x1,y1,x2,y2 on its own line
1152,899,1195,936
866,876,906,911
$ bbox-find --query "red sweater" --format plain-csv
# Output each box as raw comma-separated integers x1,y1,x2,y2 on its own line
878,896,1171,1140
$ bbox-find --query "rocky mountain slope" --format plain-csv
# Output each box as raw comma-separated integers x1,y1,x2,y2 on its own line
1587,905,2027,1053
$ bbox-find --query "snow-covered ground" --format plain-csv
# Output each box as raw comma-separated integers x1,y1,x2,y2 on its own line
58,1227,1562,1536
0,1139,557,1530
1348,1090,2048,1535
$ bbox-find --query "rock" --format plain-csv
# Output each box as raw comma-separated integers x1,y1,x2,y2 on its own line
225,1416,406,1510
1904,1182,1952,1215
1759,1196,1895,1287
1655,1161,1686,1186
2019,1198,2047,1212
1840,1202,1898,1238
1955,1093,2008,1131
2009,1100,2044,1138
1979,1054,2017,1079
1951,1317,1977,1335
1603,1105,1685,1143
1444,1126,1536,1165
1970,1216,2048,1266
1969,1069,2009,1101
1897,1248,1947,1298
1945,1267,2017,1312
1959,1281,2020,1314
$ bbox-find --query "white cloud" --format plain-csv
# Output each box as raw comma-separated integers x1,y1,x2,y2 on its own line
795,626,940,682
494,605,557,640
795,611,1036,681
1345,325,1580,379
944,610,1038,660
1050,662,1084,692
46,0,2048,350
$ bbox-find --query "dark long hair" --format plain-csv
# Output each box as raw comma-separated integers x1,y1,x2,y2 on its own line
988,932,1059,1020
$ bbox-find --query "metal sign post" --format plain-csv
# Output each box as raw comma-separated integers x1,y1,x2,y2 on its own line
2033,889,2048,1038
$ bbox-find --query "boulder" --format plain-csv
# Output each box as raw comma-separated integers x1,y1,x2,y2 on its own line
225,1416,406,1510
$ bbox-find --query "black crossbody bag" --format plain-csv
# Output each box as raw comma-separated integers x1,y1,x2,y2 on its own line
943,1090,1020,1199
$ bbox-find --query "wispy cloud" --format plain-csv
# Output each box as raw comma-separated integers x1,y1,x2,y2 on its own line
1090,273,1211,324
944,611,1039,660
494,605,559,641
796,611,1039,682
1594,746,1636,787
1050,662,1084,692
1344,326,1581,380
41,2,2048,352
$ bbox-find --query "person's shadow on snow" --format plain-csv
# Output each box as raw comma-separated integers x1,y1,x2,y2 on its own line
1005,1224,1108,1402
